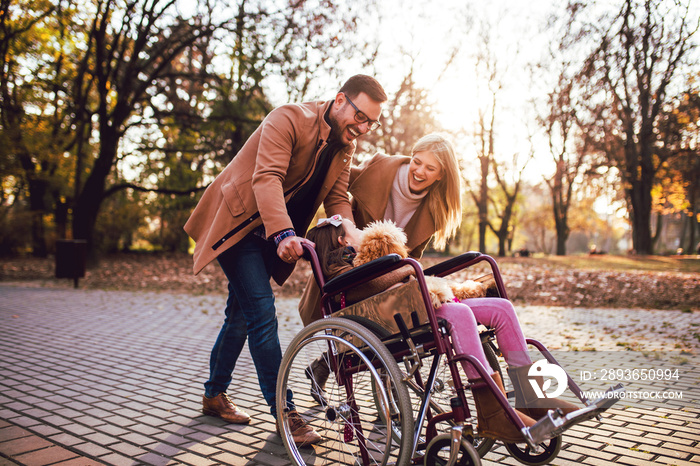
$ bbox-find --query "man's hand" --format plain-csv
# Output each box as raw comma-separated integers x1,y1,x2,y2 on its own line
277,236,314,263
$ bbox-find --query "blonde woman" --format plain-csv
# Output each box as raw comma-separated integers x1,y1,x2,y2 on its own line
298,133,462,325
351,132,462,257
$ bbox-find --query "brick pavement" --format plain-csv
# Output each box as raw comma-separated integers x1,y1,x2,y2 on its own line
1,284,699,466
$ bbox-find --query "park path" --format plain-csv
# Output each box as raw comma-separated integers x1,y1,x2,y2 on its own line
1,284,699,465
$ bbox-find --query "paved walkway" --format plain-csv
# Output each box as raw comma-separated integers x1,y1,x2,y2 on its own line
1,284,699,466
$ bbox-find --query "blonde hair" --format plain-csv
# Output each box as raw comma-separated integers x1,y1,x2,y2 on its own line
411,133,462,249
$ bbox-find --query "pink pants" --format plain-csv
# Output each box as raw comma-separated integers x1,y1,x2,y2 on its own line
434,298,531,380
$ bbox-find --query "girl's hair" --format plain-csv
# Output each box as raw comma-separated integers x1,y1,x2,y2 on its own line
411,133,462,249
306,222,351,278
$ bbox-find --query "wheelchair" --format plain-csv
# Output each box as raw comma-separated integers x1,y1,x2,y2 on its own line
276,246,624,465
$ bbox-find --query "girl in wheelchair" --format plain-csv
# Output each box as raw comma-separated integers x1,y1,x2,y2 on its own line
302,217,584,443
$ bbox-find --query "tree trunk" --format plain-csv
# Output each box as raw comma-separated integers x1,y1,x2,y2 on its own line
552,198,569,256
687,186,698,254
623,126,656,255
689,209,698,255
55,200,69,241
478,218,487,253
478,154,489,253
628,186,654,255
497,234,507,257
636,178,655,255
72,130,119,257
556,231,567,256
28,178,48,257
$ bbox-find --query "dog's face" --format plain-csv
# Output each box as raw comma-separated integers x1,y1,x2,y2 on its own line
354,220,409,266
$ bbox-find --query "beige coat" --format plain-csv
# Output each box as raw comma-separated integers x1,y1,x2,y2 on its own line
184,100,354,285
298,153,438,325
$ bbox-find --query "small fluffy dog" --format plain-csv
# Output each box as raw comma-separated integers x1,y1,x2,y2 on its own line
354,220,487,308
353,220,409,266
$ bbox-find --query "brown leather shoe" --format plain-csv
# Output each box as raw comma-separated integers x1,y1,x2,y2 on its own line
277,409,322,447
202,393,251,424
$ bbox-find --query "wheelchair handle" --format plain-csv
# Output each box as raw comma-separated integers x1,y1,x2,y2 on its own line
423,252,482,276
301,242,327,290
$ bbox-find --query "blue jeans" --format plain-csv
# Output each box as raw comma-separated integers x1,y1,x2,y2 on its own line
204,234,293,418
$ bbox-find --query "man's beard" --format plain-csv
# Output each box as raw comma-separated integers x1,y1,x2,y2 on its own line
327,116,343,144
326,111,352,146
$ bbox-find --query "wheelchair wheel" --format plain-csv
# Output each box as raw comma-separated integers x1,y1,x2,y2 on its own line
427,351,497,458
423,433,481,465
371,340,498,458
504,435,562,465
277,317,414,466
482,340,502,381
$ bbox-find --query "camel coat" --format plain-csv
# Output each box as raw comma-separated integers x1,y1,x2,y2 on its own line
184,100,354,285
298,153,438,325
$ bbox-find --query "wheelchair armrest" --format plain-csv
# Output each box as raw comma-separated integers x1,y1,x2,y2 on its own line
423,251,482,276
323,253,403,295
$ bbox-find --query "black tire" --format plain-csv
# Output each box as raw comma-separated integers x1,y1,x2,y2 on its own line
482,340,502,380
423,433,482,466
504,435,563,465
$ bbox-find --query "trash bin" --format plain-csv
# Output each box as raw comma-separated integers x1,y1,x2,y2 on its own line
55,239,87,288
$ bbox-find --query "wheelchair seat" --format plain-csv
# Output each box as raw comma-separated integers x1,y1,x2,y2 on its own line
323,253,403,294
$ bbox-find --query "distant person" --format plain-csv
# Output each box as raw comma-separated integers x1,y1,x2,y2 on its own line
184,74,387,446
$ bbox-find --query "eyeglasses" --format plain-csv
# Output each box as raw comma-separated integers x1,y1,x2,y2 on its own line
345,94,381,131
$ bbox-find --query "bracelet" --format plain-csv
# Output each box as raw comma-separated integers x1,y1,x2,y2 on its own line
273,229,296,246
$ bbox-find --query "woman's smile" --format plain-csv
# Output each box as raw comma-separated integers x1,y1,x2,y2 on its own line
408,150,443,193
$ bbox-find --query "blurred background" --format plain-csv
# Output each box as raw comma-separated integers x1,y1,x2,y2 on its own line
1,0,698,260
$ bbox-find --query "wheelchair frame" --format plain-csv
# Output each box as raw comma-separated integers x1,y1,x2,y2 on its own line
276,245,623,466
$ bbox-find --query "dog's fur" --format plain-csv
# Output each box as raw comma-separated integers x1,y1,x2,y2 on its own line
451,280,489,300
354,220,409,266
353,220,487,308
423,276,455,309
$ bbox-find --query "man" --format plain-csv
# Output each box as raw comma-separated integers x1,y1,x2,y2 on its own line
184,75,387,446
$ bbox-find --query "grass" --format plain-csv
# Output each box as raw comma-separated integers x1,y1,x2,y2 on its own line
497,254,700,274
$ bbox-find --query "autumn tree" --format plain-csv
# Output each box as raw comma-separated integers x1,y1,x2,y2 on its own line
490,149,532,256
465,21,533,257
68,0,239,256
517,183,556,253
2,0,379,256
468,58,533,257
472,94,494,254
538,71,589,255
567,0,698,254
0,0,77,256
655,80,700,253
0,0,221,255
468,24,503,254
77,0,380,254
361,64,444,160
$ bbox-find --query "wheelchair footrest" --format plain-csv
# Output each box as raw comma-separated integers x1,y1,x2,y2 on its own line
527,383,625,445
